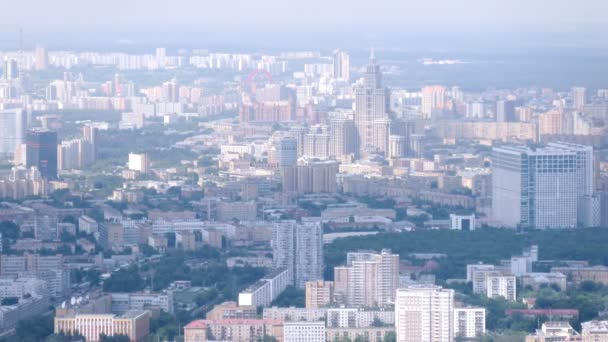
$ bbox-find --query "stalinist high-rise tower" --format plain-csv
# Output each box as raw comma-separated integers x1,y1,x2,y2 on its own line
354,49,390,157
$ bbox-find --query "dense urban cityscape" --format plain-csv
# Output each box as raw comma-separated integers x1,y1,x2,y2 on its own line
0,1,608,342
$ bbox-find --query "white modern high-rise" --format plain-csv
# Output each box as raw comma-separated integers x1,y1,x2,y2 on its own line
0,109,26,156
333,49,350,82
395,286,454,342
492,142,594,229
272,221,323,288
354,49,389,156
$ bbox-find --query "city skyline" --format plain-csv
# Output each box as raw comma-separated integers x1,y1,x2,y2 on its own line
0,1,607,341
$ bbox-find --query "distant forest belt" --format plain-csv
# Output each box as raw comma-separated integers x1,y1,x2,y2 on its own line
323,228,608,279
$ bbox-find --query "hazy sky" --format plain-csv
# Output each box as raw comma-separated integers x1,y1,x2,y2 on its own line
1,0,607,51
4,0,608,32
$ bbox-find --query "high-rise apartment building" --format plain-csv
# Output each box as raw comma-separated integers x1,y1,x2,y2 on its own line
281,159,339,194
272,221,323,288
571,87,586,110
305,280,334,308
0,109,26,156
538,110,563,136
485,273,517,301
276,137,298,167
334,249,399,308
454,307,486,339
492,143,594,229
333,49,350,81
3,59,18,80
35,46,49,70
26,129,58,180
421,86,446,119
329,117,358,158
355,49,389,156
128,153,150,174
395,286,454,342
496,99,517,122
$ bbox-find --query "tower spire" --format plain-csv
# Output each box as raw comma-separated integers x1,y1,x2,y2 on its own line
370,46,376,62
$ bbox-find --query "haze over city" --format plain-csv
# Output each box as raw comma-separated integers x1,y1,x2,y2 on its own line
0,1,607,342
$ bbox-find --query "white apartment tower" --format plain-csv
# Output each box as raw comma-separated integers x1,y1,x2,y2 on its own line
272,221,323,288
335,249,399,308
485,273,517,301
395,286,454,342
0,109,26,156
454,307,486,339
333,49,350,82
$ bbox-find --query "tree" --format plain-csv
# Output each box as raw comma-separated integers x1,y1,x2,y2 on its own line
99,334,130,342
103,266,144,292
15,314,54,341
1,297,18,305
45,332,86,342
383,331,396,342
270,286,305,308
0,221,19,239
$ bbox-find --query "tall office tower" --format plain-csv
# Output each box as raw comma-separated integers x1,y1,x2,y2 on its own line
272,221,323,288
276,137,298,167
354,49,389,156
492,143,594,229
421,85,446,119
0,109,26,156
333,49,350,81
395,286,454,342
538,110,563,136
3,59,18,80
26,129,58,180
34,46,48,70
571,87,586,110
496,99,516,122
329,117,358,158
334,250,399,307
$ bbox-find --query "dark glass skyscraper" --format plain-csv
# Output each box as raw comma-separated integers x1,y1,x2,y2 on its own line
26,129,58,180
